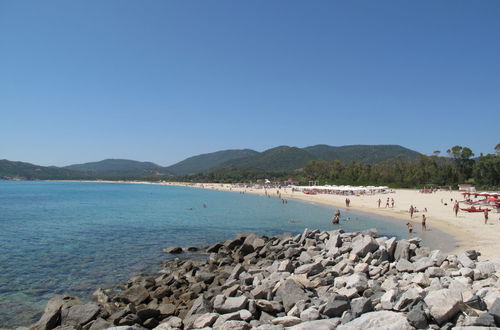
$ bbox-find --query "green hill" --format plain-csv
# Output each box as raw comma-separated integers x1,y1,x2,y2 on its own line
218,146,316,171
0,159,87,180
165,149,259,176
64,159,171,178
303,144,420,164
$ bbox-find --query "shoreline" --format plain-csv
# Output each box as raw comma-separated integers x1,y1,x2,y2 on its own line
159,182,499,261
43,179,498,259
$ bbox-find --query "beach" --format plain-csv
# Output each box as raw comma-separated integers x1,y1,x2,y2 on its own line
157,182,499,261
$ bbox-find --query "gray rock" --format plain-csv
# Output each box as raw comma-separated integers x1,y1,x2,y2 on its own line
413,257,434,272
277,259,294,273
385,237,398,260
345,273,368,292
157,303,175,316
475,313,496,327
337,311,412,330
217,320,251,330
33,296,80,330
164,246,183,254
424,288,461,325
351,235,379,257
186,295,211,319
380,289,399,310
117,285,150,305
350,297,373,317
271,315,301,326
396,259,414,272
426,267,446,277
429,250,446,266
60,303,100,326
325,234,342,250
322,295,350,318
476,262,496,277
294,262,324,276
255,299,283,313
458,252,476,268
394,240,410,261
299,307,320,321
88,318,112,330
276,279,308,312
213,295,249,313
489,298,500,326
287,319,340,330
393,288,421,312
406,303,428,329
193,313,219,328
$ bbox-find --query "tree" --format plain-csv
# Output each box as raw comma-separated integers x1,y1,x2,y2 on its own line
495,143,500,155
432,150,441,157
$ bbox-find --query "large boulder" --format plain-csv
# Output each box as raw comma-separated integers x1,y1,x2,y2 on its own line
288,319,340,330
322,295,350,318
424,289,461,325
213,295,249,314
116,285,150,305
394,240,410,261
60,303,101,327
351,235,379,257
33,296,80,330
276,279,308,312
337,311,412,330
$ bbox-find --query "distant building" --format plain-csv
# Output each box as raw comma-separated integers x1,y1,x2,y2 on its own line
285,178,299,186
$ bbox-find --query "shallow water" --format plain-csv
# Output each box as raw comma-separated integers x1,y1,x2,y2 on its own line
0,181,451,327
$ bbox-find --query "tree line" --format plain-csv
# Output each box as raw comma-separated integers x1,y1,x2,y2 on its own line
181,145,500,189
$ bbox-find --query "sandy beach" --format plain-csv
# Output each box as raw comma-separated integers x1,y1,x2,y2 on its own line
151,182,499,261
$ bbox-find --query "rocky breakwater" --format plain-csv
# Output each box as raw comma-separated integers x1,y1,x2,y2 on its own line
32,229,500,330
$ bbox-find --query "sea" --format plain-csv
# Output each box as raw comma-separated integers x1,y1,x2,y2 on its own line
0,181,452,327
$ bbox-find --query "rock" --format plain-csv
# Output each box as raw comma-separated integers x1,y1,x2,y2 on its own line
117,313,140,326
393,288,421,312
489,298,500,326
88,317,112,330
33,296,80,330
193,313,219,328
288,319,340,330
117,285,150,305
276,279,308,312
164,246,183,254
426,267,446,278
380,289,399,310
195,271,216,284
412,273,430,287
325,234,342,250
294,262,324,276
458,252,476,268
429,250,446,266
476,262,496,277
300,307,320,321
475,313,496,327
278,259,294,273
217,320,251,330
136,307,160,322
271,315,301,326
396,259,414,272
213,295,249,313
350,297,373,317
157,303,175,316
255,299,283,313
345,273,368,292
207,242,223,253
337,311,412,330
406,303,428,329
424,288,461,325
351,235,379,257
394,240,410,261
60,303,100,327
322,295,350,318
413,257,434,272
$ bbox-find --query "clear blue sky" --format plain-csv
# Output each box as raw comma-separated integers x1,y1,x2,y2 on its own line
1,1,499,166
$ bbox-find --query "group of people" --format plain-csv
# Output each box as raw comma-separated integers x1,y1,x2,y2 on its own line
406,214,427,233
377,198,395,208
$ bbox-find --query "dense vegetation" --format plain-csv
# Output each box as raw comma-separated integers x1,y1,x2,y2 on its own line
2,144,498,189
182,145,500,190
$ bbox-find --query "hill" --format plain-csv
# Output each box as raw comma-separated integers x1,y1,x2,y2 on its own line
165,149,259,176
0,159,86,180
218,146,316,171
303,144,420,164
64,159,171,178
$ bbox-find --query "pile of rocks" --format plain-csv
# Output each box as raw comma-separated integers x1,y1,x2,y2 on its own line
32,229,500,330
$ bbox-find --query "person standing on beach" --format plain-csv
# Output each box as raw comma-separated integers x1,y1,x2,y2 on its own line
453,202,459,217
422,214,427,231
410,205,415,218
391,198,395,208
386,198,390,208
484,210,489,224
378,199,381,208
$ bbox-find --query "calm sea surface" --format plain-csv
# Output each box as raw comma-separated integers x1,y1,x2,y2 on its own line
0,181,451,327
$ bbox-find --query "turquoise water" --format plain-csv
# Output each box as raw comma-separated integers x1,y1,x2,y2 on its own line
0,181,449,327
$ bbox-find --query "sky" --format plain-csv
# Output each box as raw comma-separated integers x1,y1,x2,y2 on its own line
1,1,499,167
